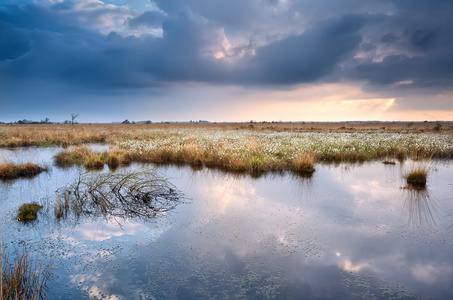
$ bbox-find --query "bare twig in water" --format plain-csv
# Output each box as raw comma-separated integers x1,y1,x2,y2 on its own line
55,169,181,219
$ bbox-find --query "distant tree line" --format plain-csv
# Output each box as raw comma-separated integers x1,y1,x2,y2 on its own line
15,118,52,124
4,114,80,125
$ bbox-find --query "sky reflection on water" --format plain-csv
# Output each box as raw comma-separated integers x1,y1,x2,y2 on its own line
1,147,453,299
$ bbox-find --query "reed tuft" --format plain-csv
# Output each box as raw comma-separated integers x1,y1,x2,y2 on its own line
1,240,55,299
0,162,47,180
290,153,316,174
406,164,429,188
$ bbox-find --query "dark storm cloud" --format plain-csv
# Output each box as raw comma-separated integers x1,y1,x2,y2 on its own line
1,0,453,92
126,10,166,29
245,15,364,84
152,0,264,31
0,21,30,60
348,0,453,89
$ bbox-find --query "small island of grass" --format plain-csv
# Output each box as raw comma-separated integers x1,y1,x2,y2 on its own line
0,162,47,180
16,203,43,222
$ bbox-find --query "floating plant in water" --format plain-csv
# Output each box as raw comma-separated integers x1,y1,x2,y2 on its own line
16,203,43,222
54,168,182,220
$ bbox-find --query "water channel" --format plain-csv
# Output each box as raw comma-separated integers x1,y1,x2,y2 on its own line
1,147,453,299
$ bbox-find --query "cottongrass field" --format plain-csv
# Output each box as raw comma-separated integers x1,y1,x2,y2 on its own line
114,129,453,173
2,124,453,174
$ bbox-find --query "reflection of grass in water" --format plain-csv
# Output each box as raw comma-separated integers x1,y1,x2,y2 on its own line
1,239,55,299
402,186,439,228
54,169,181,219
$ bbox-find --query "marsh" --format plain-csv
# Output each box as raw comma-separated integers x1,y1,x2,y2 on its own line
1,145,453,299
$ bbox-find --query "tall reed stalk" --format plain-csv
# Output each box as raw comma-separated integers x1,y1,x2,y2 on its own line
1,237,55,299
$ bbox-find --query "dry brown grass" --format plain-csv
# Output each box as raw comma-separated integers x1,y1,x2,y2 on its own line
290,153,316,174
2,123,453,175
1,240,55,299
1,122,452,149
54,146,132,170
0,162,47,180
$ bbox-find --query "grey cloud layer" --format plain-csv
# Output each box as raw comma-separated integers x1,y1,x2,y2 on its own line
1,0,453,92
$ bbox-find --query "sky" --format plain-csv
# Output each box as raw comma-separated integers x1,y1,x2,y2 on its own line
1,0,453,123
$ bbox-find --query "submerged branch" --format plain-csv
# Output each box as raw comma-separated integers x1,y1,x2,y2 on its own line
54,169,182,220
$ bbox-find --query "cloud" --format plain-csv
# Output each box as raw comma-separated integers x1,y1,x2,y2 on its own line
126,10,166,29
0,21,30,60
1,0,453,122
0,2,366,88
347,0,453,90
243,15,364,85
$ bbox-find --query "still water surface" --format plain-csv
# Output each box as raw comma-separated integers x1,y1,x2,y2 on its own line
1,147,453,299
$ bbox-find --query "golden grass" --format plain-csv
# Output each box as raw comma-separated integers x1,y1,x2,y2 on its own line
0,162,47,180
0,122,451,148
54,147,132,169
2,123,453,175
290,153,316,174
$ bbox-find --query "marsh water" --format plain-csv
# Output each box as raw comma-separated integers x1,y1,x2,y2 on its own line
1,147,453,299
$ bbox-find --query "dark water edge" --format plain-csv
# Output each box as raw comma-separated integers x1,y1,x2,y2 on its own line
1,147,453,299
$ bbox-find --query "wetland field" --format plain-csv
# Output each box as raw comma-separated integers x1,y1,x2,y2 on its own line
1,122,453,299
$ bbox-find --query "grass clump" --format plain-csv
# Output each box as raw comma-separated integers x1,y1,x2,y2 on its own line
55,147,132,170
1,240,55,299
290,153,315,174
0,162,46,180
83,155,105,170
406,165,429,188
16,203,43,222
54,169,181,219
54,147,99,167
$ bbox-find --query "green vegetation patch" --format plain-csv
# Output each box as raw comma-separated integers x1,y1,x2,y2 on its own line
16,203,43,222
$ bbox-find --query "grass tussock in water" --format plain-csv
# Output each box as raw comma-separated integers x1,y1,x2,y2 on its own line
0,162,47,180
290,153,315,174
54,147,132,169
54,169,180,219
1,241,55,299
406,164,429,189
16,203,43,222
